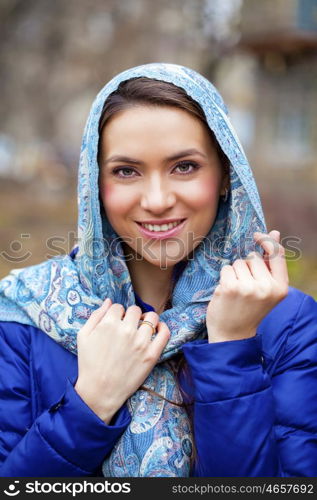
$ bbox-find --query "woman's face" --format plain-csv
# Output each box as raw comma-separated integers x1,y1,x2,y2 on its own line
99,105,227,268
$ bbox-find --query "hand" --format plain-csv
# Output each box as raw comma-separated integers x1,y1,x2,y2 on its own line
74,301,170,423
206,230,289,343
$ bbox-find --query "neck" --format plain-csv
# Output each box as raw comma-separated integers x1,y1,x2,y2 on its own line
123,244,174,314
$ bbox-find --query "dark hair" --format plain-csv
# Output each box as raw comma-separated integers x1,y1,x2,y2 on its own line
98,77,229,468
98,76,230,178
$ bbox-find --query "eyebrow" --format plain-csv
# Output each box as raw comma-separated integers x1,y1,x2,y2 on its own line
103,148,207,166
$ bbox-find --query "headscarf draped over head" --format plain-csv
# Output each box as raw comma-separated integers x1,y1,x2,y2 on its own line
0,63,266,476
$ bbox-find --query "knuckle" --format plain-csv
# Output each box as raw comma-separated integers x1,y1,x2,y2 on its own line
247,251,260,261
134,338,147,352
257,283,273,299
232,259,243,266
276,284,288,300
121,323,135,336
113,303,125,310
101,317,115,329
144,352,157,364
220,265,230,277
160,322,170,335
222,264,232,271
89,308,100,318
256,282,272,299
245,253,254,261
278,244,285,256
157,320,164,329
222,282,238,295
240,284,254,297
145,311,159,321
128,305,142,314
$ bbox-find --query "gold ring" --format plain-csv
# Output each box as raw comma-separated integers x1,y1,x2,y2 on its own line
138,320,156,335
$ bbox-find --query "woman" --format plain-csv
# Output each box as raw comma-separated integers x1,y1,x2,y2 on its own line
0,63,316,477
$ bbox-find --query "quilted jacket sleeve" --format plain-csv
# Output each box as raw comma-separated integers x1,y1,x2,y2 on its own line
270,293,317,476
181,292,317,477
0,323,131,477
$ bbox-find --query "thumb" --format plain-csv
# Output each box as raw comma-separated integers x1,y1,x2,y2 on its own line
269,230,280,244
262,230,280,272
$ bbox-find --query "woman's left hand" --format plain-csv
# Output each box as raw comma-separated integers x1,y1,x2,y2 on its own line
206,230,289,343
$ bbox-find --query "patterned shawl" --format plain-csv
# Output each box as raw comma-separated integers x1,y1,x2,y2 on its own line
0,63,266,476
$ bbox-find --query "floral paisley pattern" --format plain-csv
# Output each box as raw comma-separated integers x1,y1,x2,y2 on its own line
0,63,266,476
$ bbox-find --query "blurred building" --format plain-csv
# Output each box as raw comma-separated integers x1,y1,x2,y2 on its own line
215,0,317,255
0,0,228,187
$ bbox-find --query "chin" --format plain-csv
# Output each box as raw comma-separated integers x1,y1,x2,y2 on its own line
139,252,183,269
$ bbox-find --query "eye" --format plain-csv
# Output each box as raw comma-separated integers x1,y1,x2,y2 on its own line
173,161,199,175
112,167,138,178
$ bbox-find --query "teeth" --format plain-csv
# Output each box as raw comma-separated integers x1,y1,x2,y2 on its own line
141,220,183,232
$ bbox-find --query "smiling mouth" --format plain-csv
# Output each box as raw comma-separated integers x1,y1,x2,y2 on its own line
136,219,185,232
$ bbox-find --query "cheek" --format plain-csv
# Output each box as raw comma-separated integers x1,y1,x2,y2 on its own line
100,183,135,217
185,178,220,210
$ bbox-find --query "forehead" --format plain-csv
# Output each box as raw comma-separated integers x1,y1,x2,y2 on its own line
99,105,214,154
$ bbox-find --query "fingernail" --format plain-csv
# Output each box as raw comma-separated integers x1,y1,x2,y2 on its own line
104,298,110,305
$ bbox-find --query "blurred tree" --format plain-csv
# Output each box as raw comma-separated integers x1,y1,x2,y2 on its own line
0,0,241,178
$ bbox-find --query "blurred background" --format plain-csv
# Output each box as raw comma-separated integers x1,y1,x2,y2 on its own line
0,0,316,297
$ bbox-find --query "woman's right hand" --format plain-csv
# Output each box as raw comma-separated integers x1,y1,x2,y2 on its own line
74,300,170,424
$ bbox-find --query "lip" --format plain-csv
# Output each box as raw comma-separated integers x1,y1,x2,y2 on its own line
136,219,187,240
135,218,185,225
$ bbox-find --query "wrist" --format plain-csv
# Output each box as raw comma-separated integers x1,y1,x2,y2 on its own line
74,380,119,425
207,328,257,343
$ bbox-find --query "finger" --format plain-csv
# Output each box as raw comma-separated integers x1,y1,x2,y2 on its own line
253,232,288,283
147,321,170,360
262,230,280,269
245,251,272,281
269,230,280,244
122,305,142,329
232,259,254,281
138,311,159,336
220,264,237,284
254,232,281,255
212,283,222,297
80,298,112,334
99,302,125,324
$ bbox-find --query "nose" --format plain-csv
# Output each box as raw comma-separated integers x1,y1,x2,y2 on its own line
140,175,176,213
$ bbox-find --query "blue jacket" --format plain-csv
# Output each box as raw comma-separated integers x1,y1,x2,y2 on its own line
0,287,317,477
